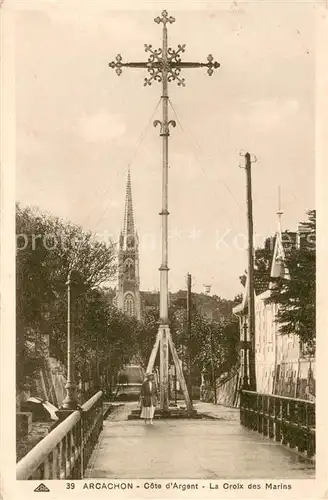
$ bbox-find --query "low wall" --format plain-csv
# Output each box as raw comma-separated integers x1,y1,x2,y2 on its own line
216,371,241,407
201,370,241,408
32,358,67,407
201,358,315,409
273,359,315,400
17,357,67,410
256,359,315,401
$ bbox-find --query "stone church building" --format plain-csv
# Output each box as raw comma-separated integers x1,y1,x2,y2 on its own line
115,169,141,320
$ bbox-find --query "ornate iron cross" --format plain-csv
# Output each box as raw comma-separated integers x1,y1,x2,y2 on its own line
109,10,220,87
109,10,220,412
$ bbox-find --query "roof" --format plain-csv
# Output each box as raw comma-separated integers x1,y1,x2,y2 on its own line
233,222,307,316
233,270,270,315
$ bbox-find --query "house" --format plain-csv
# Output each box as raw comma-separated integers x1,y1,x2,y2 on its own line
233,221,315,400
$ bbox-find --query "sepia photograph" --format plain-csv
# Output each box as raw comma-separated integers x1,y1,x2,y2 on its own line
1,0,327,496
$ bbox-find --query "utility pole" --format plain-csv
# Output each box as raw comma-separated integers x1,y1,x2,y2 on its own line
209,323,217,404
240,152,257,392
186,273,192,401
109,10,220,413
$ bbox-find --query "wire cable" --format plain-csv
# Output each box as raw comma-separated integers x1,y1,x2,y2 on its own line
88,98,162,231
167,98,244,287
168,98,244,227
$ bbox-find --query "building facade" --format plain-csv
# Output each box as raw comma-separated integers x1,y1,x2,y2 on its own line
233,222,315,400
115,170,141,320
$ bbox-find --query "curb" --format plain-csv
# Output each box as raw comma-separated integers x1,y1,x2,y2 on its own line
198,412,224,420
103,403,124,419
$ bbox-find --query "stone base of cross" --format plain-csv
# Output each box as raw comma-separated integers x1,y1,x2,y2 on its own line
146,325,192,412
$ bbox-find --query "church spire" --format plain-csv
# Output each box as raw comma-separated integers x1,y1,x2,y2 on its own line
275,185,285,261
116,167,141,320
123,168,135,239
276,185,283,236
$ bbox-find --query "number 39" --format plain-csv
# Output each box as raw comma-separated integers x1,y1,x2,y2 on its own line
66,483,75,489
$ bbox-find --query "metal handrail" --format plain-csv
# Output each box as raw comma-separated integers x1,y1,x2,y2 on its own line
241,390,315,404
16,412,81,480
16,391,103,480
240,390,315,458
81,390,102,412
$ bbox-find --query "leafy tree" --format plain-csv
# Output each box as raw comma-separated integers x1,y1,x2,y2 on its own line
269,210,316,354
16,204,118,387
166,293,240,386
189,313,239,382
239,236,274,286
134,308,159,367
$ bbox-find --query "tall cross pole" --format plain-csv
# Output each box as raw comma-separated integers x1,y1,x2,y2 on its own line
109,10,220,411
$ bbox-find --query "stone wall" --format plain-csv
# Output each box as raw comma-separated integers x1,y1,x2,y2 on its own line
216,371,241,407
201,369,241,408
202,358,315,409
273,359,315,400
18,357,67,409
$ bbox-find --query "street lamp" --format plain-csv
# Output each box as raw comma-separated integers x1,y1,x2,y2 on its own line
209,325,217,405
58,270,78,415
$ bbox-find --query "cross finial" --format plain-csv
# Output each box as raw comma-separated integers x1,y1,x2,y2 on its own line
154,10,175,25
109,11,220,85
277,185,283,234
109,54,123,76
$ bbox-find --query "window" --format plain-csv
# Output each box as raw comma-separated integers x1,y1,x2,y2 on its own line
124,293,135,317
124,259,135,280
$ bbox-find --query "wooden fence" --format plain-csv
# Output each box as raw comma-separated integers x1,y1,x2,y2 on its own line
16,391,103,480
240,390,315,458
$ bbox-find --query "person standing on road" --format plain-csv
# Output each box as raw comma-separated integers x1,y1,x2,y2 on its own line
140,372,157,424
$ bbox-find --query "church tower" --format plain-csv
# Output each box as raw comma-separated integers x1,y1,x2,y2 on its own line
116,169,141,320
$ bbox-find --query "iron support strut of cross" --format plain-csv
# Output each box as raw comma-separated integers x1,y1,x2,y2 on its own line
109,10,220,412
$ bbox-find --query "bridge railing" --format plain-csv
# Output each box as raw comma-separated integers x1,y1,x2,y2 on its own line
16,391,103,480
240,390,315,458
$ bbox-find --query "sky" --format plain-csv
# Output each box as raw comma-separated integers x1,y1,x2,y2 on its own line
15,1,316,299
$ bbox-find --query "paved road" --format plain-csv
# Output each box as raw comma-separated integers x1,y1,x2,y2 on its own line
86,402,315,479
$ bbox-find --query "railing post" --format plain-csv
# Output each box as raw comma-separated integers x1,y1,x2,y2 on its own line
306,402,315,458
268,396,274,438
80,410,85,478
100,394,104,431
274,397,281,443
289,400,296,449
240,390,244,425
273,397,277,441
239,391,315,459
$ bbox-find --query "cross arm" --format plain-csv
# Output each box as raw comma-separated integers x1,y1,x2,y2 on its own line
109,54,149,76
173,54,220,76
173,61,220,73
123,62,149,68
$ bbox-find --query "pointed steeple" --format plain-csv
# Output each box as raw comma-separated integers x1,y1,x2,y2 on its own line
269,186,290,286
276,185,283,237
275,186,285,262
116,167,141,320
123,168,135,240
